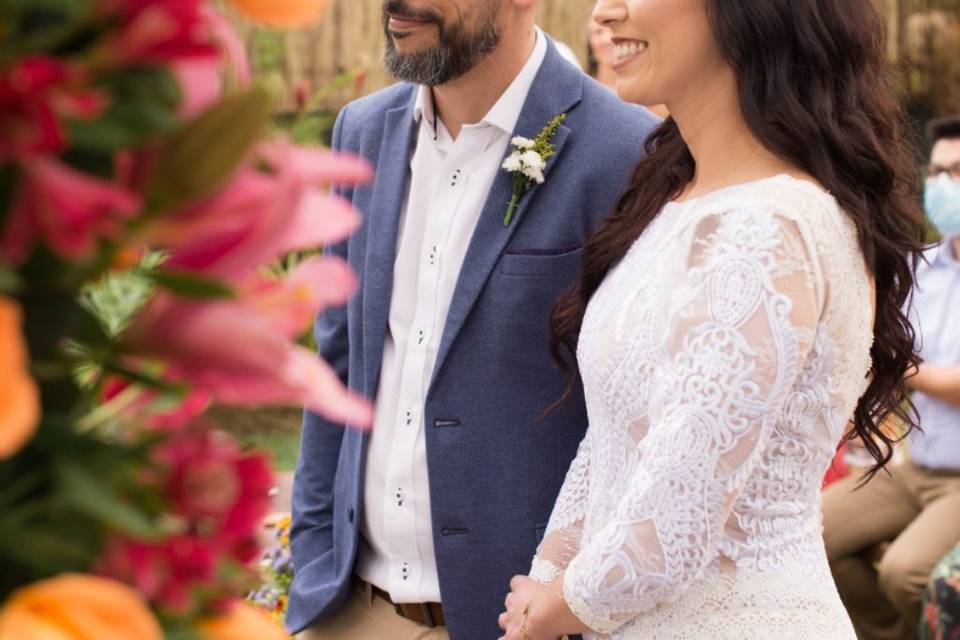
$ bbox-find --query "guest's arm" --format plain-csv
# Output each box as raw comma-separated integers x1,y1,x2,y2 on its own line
907,364,960,408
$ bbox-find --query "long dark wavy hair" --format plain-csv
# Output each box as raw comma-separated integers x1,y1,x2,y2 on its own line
549,0,928,477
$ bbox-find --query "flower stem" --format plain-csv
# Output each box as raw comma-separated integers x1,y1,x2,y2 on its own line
504,193,520,226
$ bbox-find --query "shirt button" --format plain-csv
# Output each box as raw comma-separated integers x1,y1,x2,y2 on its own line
396,488,404,507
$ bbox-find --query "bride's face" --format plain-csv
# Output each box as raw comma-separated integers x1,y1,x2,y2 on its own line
591,0,728,109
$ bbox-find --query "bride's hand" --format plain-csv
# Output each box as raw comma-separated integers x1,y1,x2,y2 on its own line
497,574,589,640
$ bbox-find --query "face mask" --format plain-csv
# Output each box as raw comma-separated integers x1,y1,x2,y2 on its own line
924,173,960,238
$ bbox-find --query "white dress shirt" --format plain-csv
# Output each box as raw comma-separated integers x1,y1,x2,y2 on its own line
355,29,548,603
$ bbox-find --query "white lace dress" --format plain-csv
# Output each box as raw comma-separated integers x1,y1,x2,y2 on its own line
530,175,874,639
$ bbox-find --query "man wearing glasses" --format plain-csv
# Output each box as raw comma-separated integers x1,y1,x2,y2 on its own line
821,115,960,640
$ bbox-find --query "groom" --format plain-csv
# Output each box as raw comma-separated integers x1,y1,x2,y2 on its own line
288,1,657,638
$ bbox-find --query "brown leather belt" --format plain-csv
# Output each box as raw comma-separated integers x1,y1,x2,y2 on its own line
371,584,445,628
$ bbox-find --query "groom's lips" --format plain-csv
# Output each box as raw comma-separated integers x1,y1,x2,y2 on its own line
387,13,435,33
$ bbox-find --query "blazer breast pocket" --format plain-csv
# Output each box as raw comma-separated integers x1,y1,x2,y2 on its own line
496,246,583,278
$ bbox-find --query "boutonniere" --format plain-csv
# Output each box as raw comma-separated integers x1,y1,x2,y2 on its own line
501,113,567,226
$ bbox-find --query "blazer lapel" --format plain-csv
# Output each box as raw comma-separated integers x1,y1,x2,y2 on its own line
428,40,583,392
361,95,418,397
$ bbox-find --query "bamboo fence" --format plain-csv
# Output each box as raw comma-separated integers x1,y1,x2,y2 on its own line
227,0,960,116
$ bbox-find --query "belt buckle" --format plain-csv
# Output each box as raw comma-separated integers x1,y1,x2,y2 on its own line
393,601,437,629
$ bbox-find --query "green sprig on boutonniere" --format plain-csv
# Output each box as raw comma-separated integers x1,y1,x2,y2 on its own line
501,113,567,226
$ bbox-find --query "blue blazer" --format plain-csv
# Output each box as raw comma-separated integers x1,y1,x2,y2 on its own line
288,40,658,639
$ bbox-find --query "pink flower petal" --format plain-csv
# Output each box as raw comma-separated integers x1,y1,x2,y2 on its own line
279,190,362,253
172,59,222,118
261,143,373,185
1,158,140,264
285,347,373,428
125,291,371,426
203,5,251,85
241,255,357,338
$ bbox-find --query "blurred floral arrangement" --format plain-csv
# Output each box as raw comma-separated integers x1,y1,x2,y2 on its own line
248,514,294,626
0,0,372,638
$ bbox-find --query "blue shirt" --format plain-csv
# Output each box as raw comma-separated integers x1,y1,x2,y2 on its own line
908,239,960,470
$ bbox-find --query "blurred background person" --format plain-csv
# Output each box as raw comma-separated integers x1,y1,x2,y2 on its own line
586,21,616,90
822,115,960,640
550,34,582,68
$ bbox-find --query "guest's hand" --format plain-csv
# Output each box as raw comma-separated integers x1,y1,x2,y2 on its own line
497,574,589,640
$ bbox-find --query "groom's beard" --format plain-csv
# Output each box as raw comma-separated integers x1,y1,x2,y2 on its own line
382,0,501,86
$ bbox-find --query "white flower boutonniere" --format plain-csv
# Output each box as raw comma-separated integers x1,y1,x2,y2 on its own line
501,113,567,226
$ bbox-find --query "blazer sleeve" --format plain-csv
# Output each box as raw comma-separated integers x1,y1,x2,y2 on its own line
290,103,354,576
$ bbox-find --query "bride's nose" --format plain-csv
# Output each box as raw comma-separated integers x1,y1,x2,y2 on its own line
593,0,629,27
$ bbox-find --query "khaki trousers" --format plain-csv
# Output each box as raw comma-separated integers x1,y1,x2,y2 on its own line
299,580,450,640
823,461,960,640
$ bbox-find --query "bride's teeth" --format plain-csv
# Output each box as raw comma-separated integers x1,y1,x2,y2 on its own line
614,42,646,61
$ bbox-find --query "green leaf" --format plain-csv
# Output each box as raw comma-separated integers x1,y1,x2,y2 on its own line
68,67,182,152
149,269,235,299
102,361,188,394
0,264,23,294
79,250,163,338
0,526,95,573
0,469,44,509
0,0,92,59
54,460,162,540
146,87,272,215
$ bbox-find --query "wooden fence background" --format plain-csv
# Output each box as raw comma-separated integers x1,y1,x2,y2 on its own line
228,0,600,111
226,0,960,117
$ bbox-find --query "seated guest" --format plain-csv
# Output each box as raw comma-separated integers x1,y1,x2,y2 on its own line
921,544,960,639
822,115,960,640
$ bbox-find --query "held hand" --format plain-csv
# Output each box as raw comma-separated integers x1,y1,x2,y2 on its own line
497,574,589,640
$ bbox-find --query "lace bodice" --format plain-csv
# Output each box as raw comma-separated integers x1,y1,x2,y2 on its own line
530,175,873,637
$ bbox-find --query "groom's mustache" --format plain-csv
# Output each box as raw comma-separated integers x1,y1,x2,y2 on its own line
382,0,442,25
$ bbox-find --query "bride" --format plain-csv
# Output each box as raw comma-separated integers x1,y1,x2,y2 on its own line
497,0,927,638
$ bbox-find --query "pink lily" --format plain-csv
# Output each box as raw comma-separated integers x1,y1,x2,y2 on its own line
0,56,105,162
98,1,249,117
100,0,220,65
124,257,372,428
172,59,222,119
0,157,140,265
170,7,251,118
141,143,371,282
240,256,358,337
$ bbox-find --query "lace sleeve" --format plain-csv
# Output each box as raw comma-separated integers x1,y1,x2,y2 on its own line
561,204,824,634
530,429,593,584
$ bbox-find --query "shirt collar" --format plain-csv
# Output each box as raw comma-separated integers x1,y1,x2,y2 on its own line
413,27,548,136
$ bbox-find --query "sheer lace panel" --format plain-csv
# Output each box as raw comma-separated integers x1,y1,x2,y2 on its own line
565,207,819,633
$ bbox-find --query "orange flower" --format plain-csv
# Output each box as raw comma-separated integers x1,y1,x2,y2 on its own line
0,297,39,459
0,574,162,640
228,0,331,28
197,600,288,640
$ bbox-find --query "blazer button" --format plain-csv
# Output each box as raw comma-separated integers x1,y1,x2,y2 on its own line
347,507,355,523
